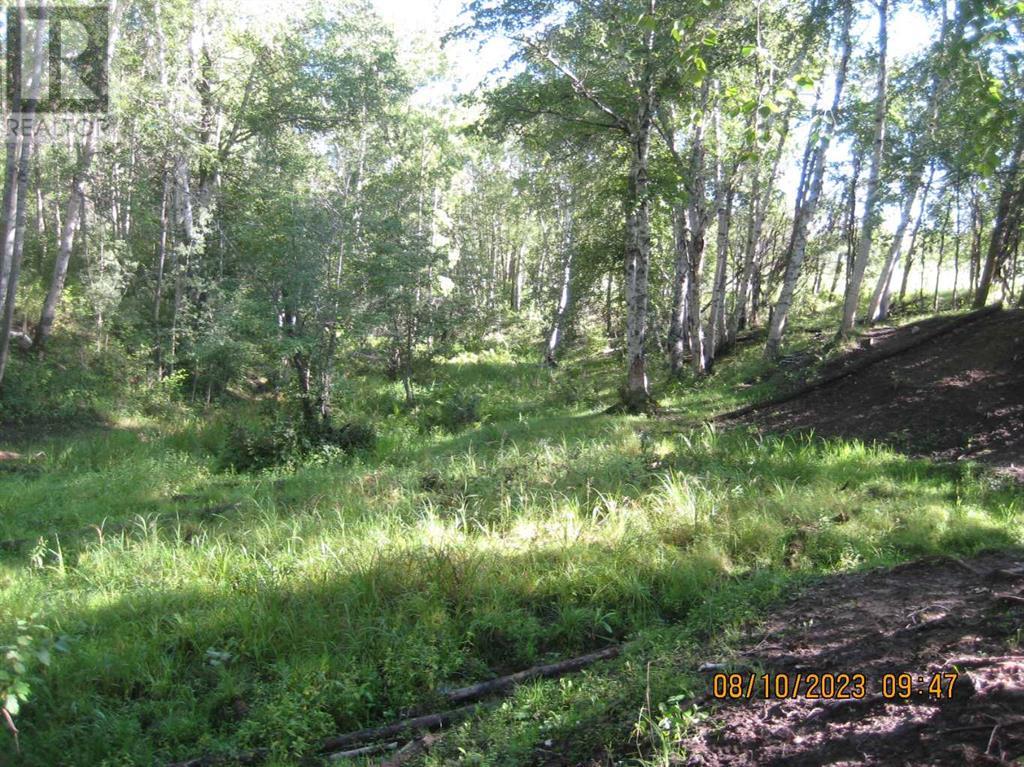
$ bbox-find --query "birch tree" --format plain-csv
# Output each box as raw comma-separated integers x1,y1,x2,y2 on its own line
0,1,47,385
765,0,853,359
35,0,122,349
838,0,888,337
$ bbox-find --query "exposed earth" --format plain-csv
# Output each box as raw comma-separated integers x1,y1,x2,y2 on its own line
682,550,1024,766
677,312,1024,765
737,309,1024,480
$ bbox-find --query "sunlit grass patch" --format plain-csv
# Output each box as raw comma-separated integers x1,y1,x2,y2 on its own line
0,339,1020,765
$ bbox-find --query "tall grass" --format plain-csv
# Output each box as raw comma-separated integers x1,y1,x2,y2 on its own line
0,340,1020,766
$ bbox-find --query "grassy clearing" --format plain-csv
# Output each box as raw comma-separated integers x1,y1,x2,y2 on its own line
1,326,1021,766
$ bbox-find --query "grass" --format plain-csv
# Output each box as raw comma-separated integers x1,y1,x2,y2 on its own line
0,320,1021,767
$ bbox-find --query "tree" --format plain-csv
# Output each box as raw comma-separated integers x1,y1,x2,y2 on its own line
765,0,852,359
459,0,732,409
0,0,47,386
838,0,888,338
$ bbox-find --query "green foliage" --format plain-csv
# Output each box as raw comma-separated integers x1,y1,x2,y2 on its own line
0,619,67,729
419,390,483,433
0,331,150,427
1,326,1020,764
219,414,376,472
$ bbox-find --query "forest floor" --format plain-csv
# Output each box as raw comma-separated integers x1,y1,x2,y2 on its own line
739,308,1024,480
0,305,1022,767
679,550,1024,766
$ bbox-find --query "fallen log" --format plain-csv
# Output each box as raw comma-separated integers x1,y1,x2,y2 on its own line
716,304,1004,422
319,704,481,753
168,644,624,767
327,741,398,762
441,645,621,705
379,732,444,767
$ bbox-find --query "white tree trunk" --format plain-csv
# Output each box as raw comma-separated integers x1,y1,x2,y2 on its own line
35,124,100,347
839,0,888,336
545,201,574,366
707,96,732,360
667,204,690,376
0,1,45,384
624,127,652,404
765,0,853,358
869,165,934,322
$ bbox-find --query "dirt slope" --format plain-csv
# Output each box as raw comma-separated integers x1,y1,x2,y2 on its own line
682,550,1024,766
743,310,1024,478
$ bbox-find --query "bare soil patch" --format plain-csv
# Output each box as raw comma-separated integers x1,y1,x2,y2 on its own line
738,310,1024,479
681,550,1024,766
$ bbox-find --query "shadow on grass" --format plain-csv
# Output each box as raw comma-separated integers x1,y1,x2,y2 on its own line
9,433,1020,765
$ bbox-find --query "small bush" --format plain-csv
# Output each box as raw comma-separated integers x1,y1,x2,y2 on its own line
219,415,375,472
419,390,482,433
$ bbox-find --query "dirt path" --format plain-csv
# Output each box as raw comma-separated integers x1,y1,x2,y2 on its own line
737,310,1024,479
681,550,1024,766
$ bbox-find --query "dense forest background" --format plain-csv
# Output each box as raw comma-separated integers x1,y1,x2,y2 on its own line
0,0,1020,422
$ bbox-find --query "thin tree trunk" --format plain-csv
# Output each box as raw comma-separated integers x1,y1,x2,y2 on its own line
765,0,853,358
732,162,760,340
839,0,888,337
0,2,45,385
952,201,961,308
623,125,653,406
0,137,21,318
35,123,100,347
0,1,25,319
968,189,982,298
511,243,523,312
152,170,171,375
545,200,573,366
708,99,732,361
667,205,690,376
975,128,1024,308
604,272,614,339
933,201,951,311
870,164,934,322
684,92,711,376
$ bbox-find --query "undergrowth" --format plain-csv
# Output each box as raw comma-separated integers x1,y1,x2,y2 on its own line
0,317,1020,766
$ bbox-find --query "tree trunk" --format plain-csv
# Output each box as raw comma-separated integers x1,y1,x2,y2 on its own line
152,171,171,374
604,272,614,339
0,1,25,319
829,162,859,297
975,128,1024,308
933,201,951,311
35,123,101,347
869,164,934,323
623,126,653,408
0,136,21,320
839,0,888,337
0,152,31,381
731,161,760,340
765,0,853,358
545,202,574,366
0,2,45,385
510,243,523,312
707,100,732,361
684,99,710,376
667,205,690,376
970,192,983,298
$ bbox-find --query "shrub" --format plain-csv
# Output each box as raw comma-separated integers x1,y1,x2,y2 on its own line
219,415,376,472
419,390,482,433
